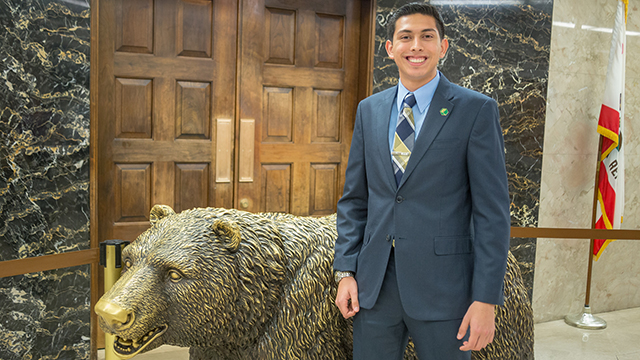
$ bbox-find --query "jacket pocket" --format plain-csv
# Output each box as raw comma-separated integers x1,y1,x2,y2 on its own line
434,235,473,255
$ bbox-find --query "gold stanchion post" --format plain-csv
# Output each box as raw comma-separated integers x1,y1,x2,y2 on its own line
98,240,130,360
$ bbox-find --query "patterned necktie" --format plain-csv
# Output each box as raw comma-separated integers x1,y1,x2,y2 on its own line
392,92,416,186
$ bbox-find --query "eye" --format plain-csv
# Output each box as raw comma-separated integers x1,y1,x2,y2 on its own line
123,258,132,269
168,269,183,283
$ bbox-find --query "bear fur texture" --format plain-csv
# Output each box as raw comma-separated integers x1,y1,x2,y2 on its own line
96,206,533,360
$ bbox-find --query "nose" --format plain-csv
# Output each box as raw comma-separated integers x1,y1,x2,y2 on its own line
95,298,135,330
410,37,423,51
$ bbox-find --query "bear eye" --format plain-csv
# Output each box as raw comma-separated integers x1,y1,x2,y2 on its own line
123,258,132,269
168,269,183,283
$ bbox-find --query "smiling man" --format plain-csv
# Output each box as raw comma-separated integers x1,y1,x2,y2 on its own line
333,3,511,360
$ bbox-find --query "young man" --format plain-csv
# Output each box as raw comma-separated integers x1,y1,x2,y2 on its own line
333,3,510,360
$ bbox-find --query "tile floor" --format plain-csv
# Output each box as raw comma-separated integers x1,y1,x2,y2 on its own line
98,307,640,359
534,307,640,360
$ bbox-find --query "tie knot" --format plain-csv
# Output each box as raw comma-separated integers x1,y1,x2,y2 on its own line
403,92,416,108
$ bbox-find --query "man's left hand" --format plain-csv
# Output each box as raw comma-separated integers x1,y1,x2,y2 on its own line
457,301,496,351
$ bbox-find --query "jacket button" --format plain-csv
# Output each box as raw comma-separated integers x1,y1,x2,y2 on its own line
396,196,404,203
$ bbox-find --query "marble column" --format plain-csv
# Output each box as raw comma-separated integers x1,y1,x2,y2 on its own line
374,0,554,301
0,0,91,358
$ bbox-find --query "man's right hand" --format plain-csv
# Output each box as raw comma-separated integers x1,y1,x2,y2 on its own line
335,276,359,318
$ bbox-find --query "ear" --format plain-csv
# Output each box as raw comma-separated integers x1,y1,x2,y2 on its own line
211,219,241,252
150,205,176,225
385,39,394,59
439,38,449,59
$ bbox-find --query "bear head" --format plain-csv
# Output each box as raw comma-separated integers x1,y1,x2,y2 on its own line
95,205,287,358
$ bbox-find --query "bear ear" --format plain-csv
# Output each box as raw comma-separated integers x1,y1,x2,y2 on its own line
211,219,241,252
150,205,176,225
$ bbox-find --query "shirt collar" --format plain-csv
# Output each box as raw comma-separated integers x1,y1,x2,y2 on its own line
396,71,441,114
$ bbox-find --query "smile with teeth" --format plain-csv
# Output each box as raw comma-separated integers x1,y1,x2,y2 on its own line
113,325,167,358
407,57,426,63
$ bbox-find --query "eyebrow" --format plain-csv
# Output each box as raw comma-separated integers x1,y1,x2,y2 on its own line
396,28,437,36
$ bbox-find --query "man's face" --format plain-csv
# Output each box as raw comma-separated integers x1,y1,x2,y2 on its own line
385,14,449,91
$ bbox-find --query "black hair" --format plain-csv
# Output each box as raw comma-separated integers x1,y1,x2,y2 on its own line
386,2,446,42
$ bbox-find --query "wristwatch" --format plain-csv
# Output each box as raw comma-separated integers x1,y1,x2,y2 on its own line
334,270,354,285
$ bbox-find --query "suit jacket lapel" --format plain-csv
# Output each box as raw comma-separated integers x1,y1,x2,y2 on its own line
374,86,399,190
398,76,455,189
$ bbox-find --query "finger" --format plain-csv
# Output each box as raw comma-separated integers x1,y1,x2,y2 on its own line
459,328,479,351
459,341,470,352
343,303,358,318
457,315,469,340
341,303,352,318
335,295,350,318
350,289,360,313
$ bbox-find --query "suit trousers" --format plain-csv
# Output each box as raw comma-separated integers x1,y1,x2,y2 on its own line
352,248,472,360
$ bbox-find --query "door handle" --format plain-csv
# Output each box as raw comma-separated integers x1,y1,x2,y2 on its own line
239,198,250,209
239,119,255,182
215,119,232,183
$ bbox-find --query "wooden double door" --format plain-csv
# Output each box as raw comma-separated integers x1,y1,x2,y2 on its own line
96,0,372,244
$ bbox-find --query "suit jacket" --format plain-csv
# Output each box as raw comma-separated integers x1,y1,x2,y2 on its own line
334,75,510,321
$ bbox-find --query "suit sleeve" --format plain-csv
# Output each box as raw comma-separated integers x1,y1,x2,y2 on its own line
334,102,369,273
467,98,511,305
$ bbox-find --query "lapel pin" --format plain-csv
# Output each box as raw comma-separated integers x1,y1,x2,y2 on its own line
440,108,449,116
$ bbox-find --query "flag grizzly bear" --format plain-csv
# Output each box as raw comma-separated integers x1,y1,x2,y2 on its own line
95,205,533,360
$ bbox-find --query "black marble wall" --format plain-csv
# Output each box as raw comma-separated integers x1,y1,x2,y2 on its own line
0,265,91,359
374,0,553,301
0,0,91,359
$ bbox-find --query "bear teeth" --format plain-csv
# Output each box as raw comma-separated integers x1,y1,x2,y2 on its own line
113,325,168,358
118,338,132,346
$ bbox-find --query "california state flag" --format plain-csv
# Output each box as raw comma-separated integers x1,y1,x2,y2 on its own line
594,0,627,261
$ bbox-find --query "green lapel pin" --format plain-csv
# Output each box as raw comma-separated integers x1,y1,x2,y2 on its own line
440,108,449,116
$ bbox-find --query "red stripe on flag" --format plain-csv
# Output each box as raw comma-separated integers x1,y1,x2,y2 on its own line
594,160,617,258
598,104,620,134
598,162,617,225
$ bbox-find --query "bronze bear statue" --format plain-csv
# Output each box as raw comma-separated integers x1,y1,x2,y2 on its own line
95,205,533,360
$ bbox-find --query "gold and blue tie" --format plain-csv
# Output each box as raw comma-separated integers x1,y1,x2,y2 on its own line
392,92,416,185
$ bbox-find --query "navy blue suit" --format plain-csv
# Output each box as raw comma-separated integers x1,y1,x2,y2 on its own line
334,75,510,325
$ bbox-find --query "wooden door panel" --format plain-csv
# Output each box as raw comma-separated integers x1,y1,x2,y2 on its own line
114,163,152,222
115,78,153,138
175,81,211,139
310,163,338,215
263,87,294,142
265,8,296,65
313,89,341,142
176,0,213,58
116,0,154,53
262,164,291,213
175,163,210,212
239,0,359,215
315,13,344,68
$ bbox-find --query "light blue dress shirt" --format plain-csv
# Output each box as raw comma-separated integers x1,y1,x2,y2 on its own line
388,71,441,152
